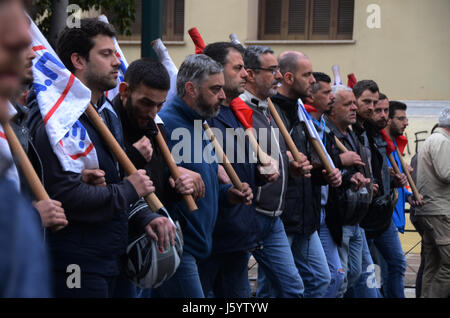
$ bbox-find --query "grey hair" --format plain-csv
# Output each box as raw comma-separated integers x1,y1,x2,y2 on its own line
176,54,224,98
332,84,353,103
438,107,450,128
243,45,274,70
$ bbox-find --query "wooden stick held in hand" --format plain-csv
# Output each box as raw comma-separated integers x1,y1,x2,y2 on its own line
85,104,164,212
395,148,421,200
3,122,66,231
202,122,243,191
154,124,198,212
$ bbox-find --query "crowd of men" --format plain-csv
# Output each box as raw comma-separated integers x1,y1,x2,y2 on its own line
1,0,449,298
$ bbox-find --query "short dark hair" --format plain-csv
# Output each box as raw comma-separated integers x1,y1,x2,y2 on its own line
379,93,388,101
243,45,274,70
389,100,407,118
352,80,379,99
56,18,117,73
312,72,331,94
124,58,170,92
203,42,245,66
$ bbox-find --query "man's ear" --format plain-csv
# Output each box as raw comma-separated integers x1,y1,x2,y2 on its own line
70,53,87,73
245,69,256,83
283,72,295,86
185,81,198,99
119,82,129,106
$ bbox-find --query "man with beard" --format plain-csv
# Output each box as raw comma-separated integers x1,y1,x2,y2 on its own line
32,18,156,297
0,0,51,297
352,89,410,298
386,100,424,234
264,52,342,298
151,54,253,298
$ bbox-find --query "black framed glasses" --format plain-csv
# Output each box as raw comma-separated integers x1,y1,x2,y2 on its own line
252,66,280,75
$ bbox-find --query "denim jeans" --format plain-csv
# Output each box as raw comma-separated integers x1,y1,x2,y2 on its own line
287,231,331,297
198,251,251,298
345,227,382,298
337,224,363,297
151,251,205,298
254,215,304,298
318,209,345,298
369,220,407,298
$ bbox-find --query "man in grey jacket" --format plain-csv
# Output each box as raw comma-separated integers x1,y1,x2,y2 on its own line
415,107,450,298
240,46,311,297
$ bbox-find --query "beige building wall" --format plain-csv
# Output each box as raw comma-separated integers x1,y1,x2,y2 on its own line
120,0,450,102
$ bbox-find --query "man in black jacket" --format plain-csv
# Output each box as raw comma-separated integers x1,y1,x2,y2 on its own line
32,19,155,298
267,51,342,297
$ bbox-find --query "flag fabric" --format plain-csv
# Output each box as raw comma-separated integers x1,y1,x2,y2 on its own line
380,129,408,156
297,99,335,169
0,102,20,190
29,17,98,173
152,38,178,111
347,73,357,89
229,97,253,130
98,15,128,102
188,27,206,54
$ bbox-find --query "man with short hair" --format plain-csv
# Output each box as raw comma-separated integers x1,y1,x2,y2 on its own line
152,54,253,298
240,46,309,298
32,18,156,297
199,42,260,298
415,107,450,298
267,52,342,298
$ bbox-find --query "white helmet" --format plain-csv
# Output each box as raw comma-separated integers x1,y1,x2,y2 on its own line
125,201,183,289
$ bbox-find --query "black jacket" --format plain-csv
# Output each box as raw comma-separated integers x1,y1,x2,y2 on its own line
30,93,139,276
271,94,322,237
355,121,395,239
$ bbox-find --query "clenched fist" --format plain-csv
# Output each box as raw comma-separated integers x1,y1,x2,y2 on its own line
125,169,155,197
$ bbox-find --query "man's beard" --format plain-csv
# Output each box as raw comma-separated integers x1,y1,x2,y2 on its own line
372,118,388,129
86,69,117,93
193,93,221,119
125,96,147,131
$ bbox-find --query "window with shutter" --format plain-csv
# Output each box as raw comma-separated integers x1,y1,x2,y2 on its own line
259,0,354,41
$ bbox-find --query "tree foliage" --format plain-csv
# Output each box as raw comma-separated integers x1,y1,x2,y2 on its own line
29,0,136,38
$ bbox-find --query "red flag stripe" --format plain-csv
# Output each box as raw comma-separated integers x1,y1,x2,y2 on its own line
0,131,6,140
32,45,46,51
59,140,95,160
43,74,76,125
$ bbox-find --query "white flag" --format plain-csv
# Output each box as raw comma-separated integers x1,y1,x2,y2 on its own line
0,102,20,190
152,38,178,109
29,17,98,173
297,99,335,169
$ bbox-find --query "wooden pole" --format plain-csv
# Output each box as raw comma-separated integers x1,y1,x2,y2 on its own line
395,148,421,200
334,136,349,153
85,104,163,212
300,121,334,174
202,122,243,191
3,122,66,231
267,98,304,163
154,124,198,212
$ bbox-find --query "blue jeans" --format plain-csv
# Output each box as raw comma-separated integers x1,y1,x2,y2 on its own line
288,231,331,297
337,225,363,297
151,251,204,298
254,215,304,298
198,251,251,298
345,227,382,298
369,220,406,298
318,209,345,298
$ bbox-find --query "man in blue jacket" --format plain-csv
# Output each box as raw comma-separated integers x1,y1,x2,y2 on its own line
152,54,253,298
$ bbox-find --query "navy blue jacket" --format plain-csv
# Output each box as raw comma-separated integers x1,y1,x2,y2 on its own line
207,105,260,254
31,95,139,276
159,95,231,260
